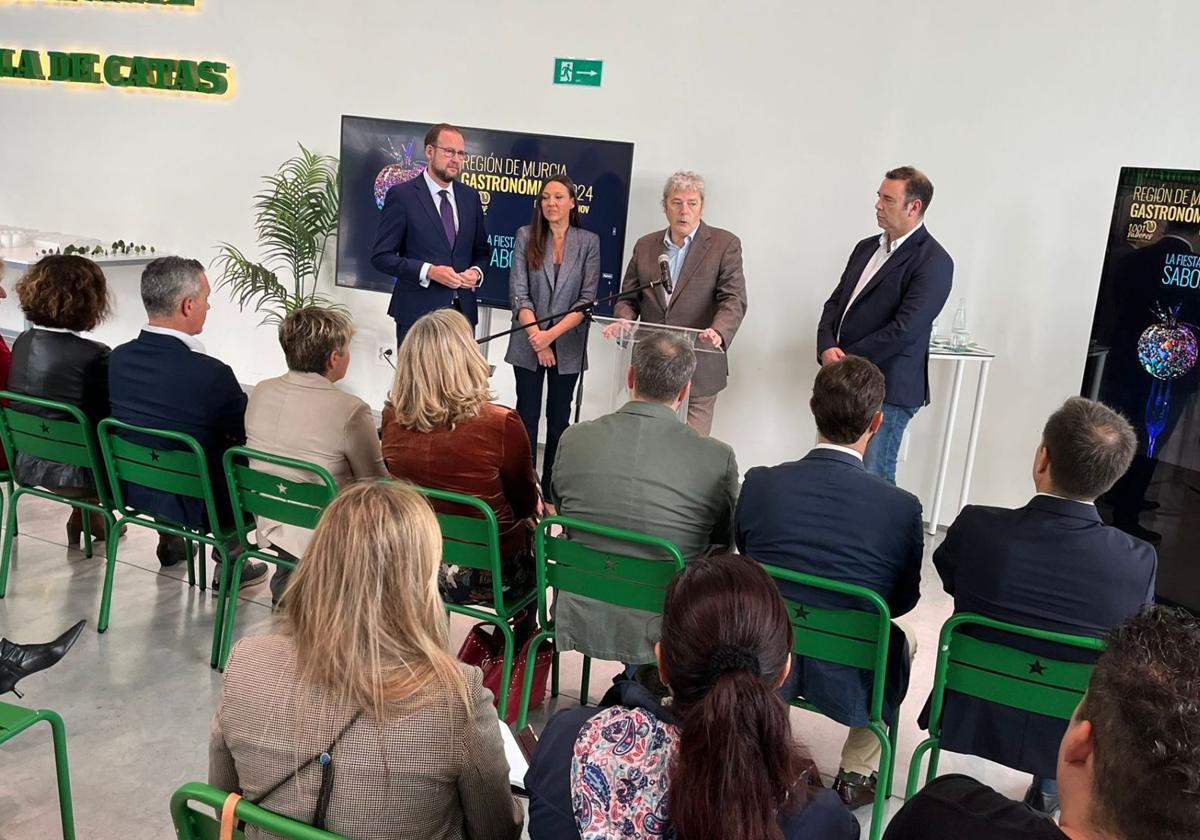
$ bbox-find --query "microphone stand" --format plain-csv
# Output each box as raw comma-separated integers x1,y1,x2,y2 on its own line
474,277,670,348
475,277,672,427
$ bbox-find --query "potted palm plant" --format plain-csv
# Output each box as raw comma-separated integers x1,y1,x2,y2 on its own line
213,144,341,325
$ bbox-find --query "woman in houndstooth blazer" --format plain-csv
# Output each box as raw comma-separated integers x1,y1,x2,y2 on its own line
209,481,523,840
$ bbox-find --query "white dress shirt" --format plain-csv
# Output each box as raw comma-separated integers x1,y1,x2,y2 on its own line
1034,491,1097,507
142,324,206,354
838,222,924,339
813,442,864,460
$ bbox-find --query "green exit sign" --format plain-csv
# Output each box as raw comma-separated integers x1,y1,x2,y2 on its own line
554,58,602,87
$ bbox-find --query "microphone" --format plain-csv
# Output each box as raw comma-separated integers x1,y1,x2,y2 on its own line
657,254,674,294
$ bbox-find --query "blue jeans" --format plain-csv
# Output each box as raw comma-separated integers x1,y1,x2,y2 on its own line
864,403,919,483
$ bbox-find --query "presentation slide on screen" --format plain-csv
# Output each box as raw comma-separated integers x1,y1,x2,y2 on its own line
335,116,635,313
1083,166,1200,610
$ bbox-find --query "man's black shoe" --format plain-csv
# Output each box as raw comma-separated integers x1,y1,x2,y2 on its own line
156,535,195,568
832,769,877,810
211,560,269,593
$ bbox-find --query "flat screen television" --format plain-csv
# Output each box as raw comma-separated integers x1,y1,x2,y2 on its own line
1082,166,1200,612
335,115,635,314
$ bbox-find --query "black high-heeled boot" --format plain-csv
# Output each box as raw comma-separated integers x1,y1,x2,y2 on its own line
0,619,86,698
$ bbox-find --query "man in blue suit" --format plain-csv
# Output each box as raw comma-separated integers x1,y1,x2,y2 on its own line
370,122,490,346
736,356,924,809
817,166,953,483
108,257,268,589
929,396,1157,814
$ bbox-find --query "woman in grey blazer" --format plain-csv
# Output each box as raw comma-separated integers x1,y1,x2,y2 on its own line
505,174,600,498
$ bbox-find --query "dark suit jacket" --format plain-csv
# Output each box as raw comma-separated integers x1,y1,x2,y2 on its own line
928,495,1158,777
817,225,953,407
108,331,247,530
370,174,490,329
612,221,748,397
736,447,924,727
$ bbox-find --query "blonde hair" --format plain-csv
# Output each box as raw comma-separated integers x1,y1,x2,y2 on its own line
285,480,468,719
279,306,354,374
388,309,493,432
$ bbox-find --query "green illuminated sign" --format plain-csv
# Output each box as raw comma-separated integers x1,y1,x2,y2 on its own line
554,58,602,87
0,48,229,95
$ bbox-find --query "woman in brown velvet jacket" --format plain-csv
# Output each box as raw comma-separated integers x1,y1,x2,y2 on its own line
381,308,539,604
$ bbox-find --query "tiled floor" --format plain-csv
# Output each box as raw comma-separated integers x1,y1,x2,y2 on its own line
0,494,1030,839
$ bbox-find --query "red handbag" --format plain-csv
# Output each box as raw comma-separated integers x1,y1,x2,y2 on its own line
457,622,554,724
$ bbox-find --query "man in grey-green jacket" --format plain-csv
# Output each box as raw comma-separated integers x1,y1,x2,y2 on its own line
550,330,740,668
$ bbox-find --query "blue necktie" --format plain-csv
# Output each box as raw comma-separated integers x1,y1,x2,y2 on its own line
438,189,456,246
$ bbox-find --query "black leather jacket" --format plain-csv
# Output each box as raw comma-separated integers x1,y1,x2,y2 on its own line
8,328,111,491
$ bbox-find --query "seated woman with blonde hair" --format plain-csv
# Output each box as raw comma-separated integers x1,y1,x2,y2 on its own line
210,480,523,839
381,308,539,605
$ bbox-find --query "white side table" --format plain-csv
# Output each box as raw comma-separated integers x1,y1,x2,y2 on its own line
926,346,995,535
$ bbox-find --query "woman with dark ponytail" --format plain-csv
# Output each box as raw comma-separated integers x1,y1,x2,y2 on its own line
525,553,858,840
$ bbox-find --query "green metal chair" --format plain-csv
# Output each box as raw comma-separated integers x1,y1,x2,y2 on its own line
0,392,117,600
96,418,234,667
170,781,347,840
0,702,75,839
762,565,898,840
905,612,1104,799
218,446,337,671
515,515,686,730
417,486,538,723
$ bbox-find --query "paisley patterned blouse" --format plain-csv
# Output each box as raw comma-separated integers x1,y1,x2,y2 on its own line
571,706,679,839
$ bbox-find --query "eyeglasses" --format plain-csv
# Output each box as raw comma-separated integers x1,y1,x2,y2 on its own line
434,146,467,160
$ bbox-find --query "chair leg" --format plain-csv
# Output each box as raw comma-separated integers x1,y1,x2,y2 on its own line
209,543,228,669
97,524,123,634
905,737,939,800
492,619,518,723
184,538,195,588
0,488,21,597
515,630,554,731
217,553,249,672
80,505,93,559
867,723,893,840
885,721,900,797
41,710,76,840
579,655,592,705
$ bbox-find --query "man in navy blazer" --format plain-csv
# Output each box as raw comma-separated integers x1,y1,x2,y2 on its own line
736,356,924,809
929,396,1156,813
817,166,953,483
370,122,490,346
108,257,268,588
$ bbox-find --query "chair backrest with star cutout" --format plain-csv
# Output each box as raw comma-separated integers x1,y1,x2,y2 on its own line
96,418,217,528
761,564,893,721
0,390,113,507
223,446,338,549
929,612,1103,723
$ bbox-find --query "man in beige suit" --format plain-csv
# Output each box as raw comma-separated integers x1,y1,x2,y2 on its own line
610,171,748,434
245,307,388,605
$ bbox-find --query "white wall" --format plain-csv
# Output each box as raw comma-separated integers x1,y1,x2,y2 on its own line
4,0,1199,522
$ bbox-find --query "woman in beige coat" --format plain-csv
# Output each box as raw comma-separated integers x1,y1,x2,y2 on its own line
209,480,523,840
245,306,388,605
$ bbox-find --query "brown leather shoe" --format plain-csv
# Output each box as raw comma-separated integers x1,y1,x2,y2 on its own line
832,769,878,810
